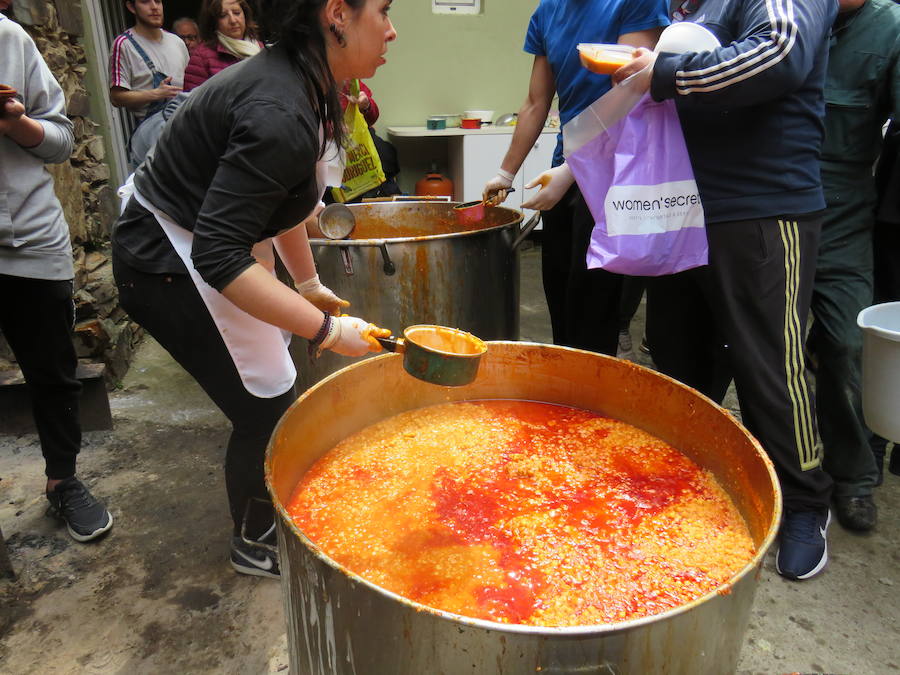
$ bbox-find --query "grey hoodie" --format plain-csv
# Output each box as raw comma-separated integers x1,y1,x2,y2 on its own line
0,15,75,281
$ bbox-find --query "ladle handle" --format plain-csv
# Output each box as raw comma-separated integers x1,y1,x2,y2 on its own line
376,336,405,353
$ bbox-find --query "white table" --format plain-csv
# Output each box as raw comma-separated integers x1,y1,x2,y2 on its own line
387,126,559,221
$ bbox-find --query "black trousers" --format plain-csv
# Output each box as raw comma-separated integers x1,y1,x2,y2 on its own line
112,256,296,538
808,167,879,497
646,216,833,511
0,274,81,480
541,184,623,356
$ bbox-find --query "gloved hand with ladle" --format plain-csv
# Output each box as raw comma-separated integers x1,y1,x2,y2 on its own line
482,168,515,206
315,315,392,357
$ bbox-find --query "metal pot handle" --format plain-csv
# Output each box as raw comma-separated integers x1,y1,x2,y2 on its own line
512,212,542,250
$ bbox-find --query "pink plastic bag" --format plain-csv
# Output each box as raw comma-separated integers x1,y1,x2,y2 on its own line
564,82,707,276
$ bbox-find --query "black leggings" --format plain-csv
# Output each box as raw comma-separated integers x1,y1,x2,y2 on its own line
112,255,296,538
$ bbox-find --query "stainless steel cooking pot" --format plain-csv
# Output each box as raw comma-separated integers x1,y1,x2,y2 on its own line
291,201,538,391
266,342,781,675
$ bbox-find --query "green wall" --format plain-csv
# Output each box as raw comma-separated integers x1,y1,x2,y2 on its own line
367,0,547,192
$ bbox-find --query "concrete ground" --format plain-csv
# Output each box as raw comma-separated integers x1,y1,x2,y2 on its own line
1,241,898,674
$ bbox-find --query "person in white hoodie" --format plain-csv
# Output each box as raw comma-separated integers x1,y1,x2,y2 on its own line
0,7,113,542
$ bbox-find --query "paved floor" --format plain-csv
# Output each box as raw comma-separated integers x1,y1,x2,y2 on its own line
1,242,898,674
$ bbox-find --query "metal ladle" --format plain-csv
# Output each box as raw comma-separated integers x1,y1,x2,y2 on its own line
375,325,487,387
318,203,357,240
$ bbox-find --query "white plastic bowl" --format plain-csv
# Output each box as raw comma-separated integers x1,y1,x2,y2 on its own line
655,22,720,54
858,302,900,442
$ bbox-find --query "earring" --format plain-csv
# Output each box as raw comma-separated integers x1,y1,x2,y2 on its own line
329,23,347,48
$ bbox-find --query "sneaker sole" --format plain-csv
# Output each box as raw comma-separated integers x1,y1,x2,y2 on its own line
775,510,831,580
230,559,279,579
46,506,114,543
67,512,114,543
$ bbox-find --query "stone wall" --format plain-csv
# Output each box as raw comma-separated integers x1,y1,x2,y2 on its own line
1,0,142,385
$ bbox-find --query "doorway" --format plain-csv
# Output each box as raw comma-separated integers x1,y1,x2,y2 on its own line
81,0,202,184
163,0,202,30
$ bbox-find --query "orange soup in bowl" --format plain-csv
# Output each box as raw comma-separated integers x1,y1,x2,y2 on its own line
578,43,636,75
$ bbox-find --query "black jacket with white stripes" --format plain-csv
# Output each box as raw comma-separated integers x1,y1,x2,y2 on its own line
651,0,839,224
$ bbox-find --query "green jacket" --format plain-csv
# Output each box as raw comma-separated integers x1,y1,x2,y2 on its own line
822,0,900,166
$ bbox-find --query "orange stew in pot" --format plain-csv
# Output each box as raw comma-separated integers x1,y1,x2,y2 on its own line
287,400,755,627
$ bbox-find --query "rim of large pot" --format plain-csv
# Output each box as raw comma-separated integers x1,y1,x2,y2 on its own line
266,341,783,637
310,201,524,246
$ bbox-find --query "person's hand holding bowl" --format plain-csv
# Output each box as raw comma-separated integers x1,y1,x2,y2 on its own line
611,48,657,92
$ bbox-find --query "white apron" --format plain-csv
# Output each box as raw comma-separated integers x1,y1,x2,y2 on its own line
117,143,344,398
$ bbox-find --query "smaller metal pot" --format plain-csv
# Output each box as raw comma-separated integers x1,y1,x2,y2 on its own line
376,325,487,386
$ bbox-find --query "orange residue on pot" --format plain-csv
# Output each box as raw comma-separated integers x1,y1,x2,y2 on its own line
413,246,428,309
286,400,755,627
406,326,486,356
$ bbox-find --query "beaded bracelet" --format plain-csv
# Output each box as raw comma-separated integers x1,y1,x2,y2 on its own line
308,311,332,358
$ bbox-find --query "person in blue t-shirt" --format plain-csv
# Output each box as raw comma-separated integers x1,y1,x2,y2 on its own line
483,0,668,356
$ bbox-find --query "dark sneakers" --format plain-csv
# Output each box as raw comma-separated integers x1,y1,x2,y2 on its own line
46,476,114,542
833,495,877,531
775,508,830,581
231,524,279,579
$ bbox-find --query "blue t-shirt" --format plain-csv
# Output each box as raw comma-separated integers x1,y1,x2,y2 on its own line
525,0,669,165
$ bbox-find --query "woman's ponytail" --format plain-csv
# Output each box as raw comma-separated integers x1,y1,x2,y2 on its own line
259,0,363,156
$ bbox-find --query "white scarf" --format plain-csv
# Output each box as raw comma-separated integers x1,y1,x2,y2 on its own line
216,31,261,60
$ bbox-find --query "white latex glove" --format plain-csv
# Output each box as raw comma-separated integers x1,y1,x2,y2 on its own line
521,163,575,211
482,168,515,206
321,315,389,357
296,274,349,315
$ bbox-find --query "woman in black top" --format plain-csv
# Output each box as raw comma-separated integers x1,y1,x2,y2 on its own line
112,0,397,577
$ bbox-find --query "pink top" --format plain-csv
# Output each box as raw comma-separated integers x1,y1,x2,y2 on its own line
183,40,261,91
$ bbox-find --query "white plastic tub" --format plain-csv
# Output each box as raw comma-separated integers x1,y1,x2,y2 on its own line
857,301,900,442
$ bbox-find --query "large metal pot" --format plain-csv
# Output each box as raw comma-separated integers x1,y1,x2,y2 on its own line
267,342,781,675
291,201,530,391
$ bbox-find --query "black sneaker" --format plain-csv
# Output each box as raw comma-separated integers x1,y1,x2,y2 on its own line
775,508,830,581
230,524,279,579
833,495,877,531
45,476,114,542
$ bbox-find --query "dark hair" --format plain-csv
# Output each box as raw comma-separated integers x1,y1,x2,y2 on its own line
259,0,364,155
198,0,257,44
